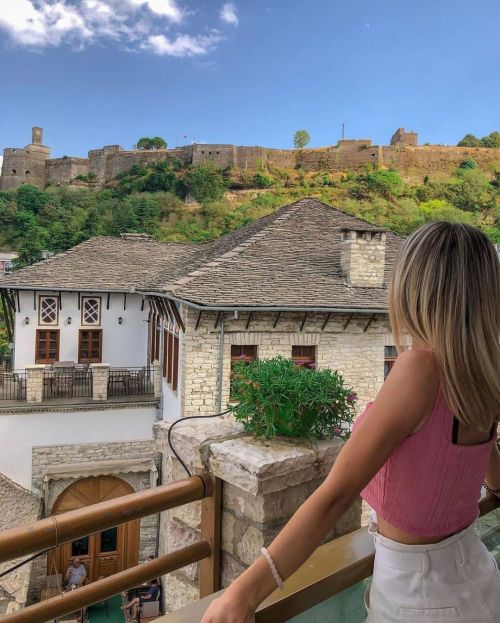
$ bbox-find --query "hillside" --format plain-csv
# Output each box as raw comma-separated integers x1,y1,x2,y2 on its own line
0,158,498,268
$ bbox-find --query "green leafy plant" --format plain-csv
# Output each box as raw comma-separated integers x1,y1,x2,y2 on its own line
228,357,357,441
293,130,310,150
135,137,167,150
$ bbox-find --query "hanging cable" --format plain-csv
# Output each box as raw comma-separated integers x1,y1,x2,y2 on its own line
167,410,231,478
0,548,51,580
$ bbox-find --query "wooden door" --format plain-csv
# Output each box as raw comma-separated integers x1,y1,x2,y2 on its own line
48,476,139,583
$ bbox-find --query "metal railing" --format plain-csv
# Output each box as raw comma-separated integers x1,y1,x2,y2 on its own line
42,369,93,399
0,473,222,623
0,370,27,401
108,366,154,397
159,494,500,623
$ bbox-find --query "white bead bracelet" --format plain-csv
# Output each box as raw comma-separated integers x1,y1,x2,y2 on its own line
261,547,284,590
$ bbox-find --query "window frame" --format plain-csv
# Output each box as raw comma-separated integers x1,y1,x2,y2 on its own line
38,295,59,326
81,296,102,326
163,325,180,392
78,329,103,364
230,345,258,399
291,345,316,369
35,329,60,364
384,346,398,380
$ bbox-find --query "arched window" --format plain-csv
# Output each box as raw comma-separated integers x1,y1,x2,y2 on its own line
25,170,31,175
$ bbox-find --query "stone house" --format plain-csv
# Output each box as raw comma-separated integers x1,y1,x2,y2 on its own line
0,197,402,605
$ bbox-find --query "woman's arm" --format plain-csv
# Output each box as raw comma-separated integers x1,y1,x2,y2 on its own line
485,439,500,497
201,350,439,622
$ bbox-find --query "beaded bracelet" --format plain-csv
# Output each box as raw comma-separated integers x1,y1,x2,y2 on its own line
261,547,284,590
484,482,500,496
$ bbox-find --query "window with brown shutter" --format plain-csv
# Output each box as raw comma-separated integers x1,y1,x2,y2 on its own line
384,346,397,380
230,345,257,398
163,329,179,392
291,345,316,369
172,334,179,391
36,330,60,364
78,329,102,363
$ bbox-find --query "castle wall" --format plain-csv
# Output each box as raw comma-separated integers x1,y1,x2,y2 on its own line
45,157,90,185
0,145,50,190
381,145,500,174
300,143,381,172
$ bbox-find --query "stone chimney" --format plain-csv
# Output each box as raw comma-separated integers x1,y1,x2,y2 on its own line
340,228,387,287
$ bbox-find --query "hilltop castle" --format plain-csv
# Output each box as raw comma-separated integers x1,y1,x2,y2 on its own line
1,127,499,191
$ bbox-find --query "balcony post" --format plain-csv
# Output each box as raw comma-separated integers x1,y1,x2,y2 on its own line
26,365,44,403
153,360,162,398
91,363,110,401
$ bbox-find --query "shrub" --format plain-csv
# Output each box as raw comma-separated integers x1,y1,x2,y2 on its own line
253,172,274,188
458,158,477,170
185,163,227,203
228,357,357,441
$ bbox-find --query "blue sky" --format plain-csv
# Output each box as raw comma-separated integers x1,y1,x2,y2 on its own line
0,0,499,158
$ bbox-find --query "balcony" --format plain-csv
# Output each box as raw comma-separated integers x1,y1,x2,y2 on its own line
0,471,497,623
0,364,159,410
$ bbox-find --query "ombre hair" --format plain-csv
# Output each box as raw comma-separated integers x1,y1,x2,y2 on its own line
389,221,500,432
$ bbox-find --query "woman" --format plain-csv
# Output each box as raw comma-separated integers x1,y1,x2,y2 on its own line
201,221,500,622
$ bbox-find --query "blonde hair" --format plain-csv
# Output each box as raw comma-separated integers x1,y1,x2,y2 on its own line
389,221,500,431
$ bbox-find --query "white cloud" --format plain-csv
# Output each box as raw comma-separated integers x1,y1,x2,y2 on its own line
0,0,225,57
220,2,238,26
147,31,221,57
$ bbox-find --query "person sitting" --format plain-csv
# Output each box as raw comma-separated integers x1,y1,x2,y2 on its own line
121,579,159,619
64,557,87,589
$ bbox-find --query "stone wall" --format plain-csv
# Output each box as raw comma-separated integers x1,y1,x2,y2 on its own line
380,145,500,174
0,144,50,190
154,417,362,613
180,307,390,420
46,157,90,185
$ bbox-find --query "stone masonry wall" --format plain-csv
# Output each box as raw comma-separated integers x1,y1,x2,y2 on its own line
46,158,90,185
181,307,389,420
154,418,362,613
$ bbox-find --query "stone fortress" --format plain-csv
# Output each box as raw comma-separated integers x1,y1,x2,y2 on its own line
1,126,499,191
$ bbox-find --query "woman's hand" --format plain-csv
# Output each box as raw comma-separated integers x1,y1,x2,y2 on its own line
200,593,255,623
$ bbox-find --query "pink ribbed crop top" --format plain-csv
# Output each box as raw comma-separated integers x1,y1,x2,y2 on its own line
353,386,496,537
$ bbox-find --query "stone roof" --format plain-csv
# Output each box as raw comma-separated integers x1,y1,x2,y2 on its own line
0,474,41,605
0,198,404,310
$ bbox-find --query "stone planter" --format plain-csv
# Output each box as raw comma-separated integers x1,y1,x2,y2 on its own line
154,417,361,613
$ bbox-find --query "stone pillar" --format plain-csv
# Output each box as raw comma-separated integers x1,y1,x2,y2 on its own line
26,365,45,403
153,360,162,399
91,364,110,401
154,418,361,613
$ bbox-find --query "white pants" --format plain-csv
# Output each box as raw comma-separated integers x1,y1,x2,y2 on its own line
365,513,500,622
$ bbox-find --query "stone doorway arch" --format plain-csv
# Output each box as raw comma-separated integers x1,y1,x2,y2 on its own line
47,475,140,584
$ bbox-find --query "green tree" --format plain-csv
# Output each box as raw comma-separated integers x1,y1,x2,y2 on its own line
457,133,482,147
293,130,310,150
458,158,478,170
135,137,168,150
185,164,227,203
481,131,500,148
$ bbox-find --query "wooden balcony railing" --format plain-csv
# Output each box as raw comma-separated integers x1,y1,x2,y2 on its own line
0,473,221,623
159,494,500,623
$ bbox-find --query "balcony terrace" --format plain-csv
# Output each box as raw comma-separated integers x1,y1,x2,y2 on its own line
0,363,159,411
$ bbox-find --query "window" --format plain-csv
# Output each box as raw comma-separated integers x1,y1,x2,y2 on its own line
78,329,102,363
384,346,397,380
11,169,16,175
230,345,257,398
71,537,89,557
39,296,59,325
163,327,179,391
292,345,316,369
25,170,31,175
81,296,101,326
100,528,118,553
36,330,60,363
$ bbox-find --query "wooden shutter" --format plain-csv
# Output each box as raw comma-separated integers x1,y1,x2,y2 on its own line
35,330,60,364
79,330,103,363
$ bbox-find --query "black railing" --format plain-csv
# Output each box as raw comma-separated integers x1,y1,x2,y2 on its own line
108,367,154,397
43,369,93,399
0,370,27,400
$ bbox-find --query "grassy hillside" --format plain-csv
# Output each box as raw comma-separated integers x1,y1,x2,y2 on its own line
0,158,498,268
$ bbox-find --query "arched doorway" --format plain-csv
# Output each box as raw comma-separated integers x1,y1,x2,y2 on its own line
48,476,140,583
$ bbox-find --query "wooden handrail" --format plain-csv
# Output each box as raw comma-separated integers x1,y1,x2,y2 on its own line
2,543,212,623
0,475,208,563
158,494,500,623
